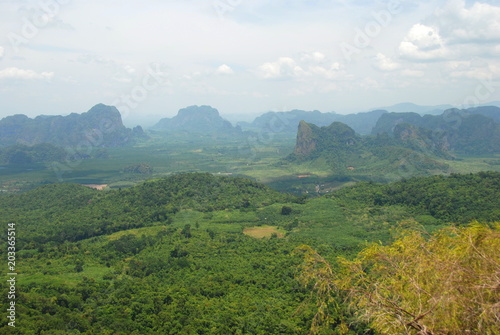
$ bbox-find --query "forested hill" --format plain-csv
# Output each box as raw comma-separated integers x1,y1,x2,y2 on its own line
331,171,500,223
1,172,499,334
3,171,499,248
1,173,297,246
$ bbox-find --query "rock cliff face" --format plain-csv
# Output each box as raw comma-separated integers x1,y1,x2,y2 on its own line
0,104,135,148
294,121,317,156
152,105,242,136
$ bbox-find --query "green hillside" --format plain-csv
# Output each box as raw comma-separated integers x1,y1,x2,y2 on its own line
1,172,499,334
1,173,297,246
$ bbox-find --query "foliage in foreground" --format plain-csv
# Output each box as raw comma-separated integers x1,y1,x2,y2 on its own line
296,222,500,335
1,172,499,334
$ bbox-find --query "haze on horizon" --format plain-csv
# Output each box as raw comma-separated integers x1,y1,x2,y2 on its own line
0,0,499,127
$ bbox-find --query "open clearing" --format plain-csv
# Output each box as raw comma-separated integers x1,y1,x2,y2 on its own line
243,225,285,239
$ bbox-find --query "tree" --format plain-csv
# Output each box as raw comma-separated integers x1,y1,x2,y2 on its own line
296,222,500,335
207,229,216,240
281,205,293,215
293,244,340,334
74,259,84,273
181,224,192,238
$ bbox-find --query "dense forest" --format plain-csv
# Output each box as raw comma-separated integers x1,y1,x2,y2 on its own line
331,171,500,223
0,173,297,246
2,0,500,332
1,172,499,334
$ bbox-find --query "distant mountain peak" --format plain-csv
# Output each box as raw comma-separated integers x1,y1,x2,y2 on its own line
87,103,119,114
293,121,359,157
178,105,220,117
0,104,136,147
152,105,242,136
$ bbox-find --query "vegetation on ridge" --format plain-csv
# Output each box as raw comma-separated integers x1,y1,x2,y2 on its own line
1,172,499,334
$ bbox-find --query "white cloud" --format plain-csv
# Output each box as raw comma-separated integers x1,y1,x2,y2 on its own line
0,67,54,81
300,51,326,64
330,62,340,71
258,57,305,79
374,53,400,71
216,64,234,75
319,83,339,93
124,65,136,75
113,77,132,83
399,24,448,61
401,69,424,77
258,52,345,81
359,77,381,89
112,65,136,83
435,0,500,44
0,1,499,118
0,46,4,59
407,24,442,49
394,1,500,63
445,60,498,80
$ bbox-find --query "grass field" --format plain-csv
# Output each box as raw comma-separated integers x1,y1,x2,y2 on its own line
447,154,500,174
1,134,500,194
243,225,286,239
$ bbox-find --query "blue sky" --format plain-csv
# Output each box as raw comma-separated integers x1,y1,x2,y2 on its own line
0,0,499,126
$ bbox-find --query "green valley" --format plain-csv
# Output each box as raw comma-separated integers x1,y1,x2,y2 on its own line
3,1,500,332
1,104,500,334
1,172,499,334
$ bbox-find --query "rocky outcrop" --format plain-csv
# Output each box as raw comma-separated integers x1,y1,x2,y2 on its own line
0,104,136,148
294,121,317,156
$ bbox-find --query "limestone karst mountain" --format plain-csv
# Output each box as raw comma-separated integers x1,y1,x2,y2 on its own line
0,103,138,148
151,105,242,137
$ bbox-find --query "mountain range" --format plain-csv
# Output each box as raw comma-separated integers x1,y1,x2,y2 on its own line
375,102,454,115
289,119,451,180
372,106,500,154
289,106,500,179
0,104,143,148
239,109,386,135
1,103,498,169
237,102,500,136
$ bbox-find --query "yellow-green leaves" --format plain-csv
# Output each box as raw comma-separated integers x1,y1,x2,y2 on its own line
297,222,500,335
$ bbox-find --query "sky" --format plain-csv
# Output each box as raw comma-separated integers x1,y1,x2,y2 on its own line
0,0,499,127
